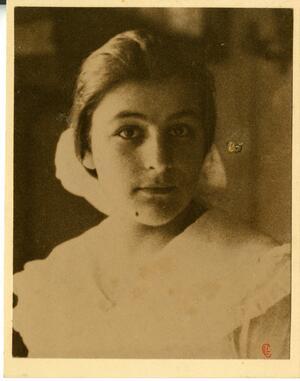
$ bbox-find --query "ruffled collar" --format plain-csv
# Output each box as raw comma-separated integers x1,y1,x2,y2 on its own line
157,208,291,336
13,207,290,358
88,207,290,340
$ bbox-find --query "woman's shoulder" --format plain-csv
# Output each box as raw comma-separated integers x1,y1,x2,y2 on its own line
172,207,291,341
51,218,109,258
207,208,290,282
203,207,291,286
175,206,289,268
197,207,279,248
210,208,291,351
14,218,111,287
13,221,113,356
13,219,114,312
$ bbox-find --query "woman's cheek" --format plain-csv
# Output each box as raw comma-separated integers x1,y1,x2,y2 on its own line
176,148,204,180
99,153,138,197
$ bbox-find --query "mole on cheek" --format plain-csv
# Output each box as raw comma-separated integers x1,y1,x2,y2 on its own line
135,211,139,217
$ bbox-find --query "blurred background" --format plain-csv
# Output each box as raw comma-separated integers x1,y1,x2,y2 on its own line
13,7,293,355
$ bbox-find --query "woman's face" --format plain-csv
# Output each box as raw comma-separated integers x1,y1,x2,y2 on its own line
85,78,207,226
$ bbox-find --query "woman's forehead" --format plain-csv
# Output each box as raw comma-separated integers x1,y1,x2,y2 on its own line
92,78,203,124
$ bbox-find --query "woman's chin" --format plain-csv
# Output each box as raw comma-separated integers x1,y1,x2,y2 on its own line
125,201,191,227
134,212,178,227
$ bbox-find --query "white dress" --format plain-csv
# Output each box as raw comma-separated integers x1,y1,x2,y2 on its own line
13,207,290,359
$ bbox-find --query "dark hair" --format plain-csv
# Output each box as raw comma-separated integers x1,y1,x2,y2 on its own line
70,29,216,164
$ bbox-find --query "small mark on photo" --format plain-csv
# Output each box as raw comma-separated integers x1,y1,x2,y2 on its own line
262,343,272,358
227,141,244,153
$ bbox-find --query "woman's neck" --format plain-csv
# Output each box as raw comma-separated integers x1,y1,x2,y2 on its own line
110,201,206,255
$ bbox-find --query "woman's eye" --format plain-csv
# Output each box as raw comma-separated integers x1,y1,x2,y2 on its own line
169,124,190,137
117,126,141,140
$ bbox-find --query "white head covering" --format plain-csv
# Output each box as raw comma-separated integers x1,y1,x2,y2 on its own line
55,128,227,215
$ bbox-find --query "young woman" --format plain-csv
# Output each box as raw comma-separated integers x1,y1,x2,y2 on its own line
14,30,291,359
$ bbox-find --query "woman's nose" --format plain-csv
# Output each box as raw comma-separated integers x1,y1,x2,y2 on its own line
142,134,172,172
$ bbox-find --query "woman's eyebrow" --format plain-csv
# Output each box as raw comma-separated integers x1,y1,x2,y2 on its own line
112,111,147,120
111,109,200,122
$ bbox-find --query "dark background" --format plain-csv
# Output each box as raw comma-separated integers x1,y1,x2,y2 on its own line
13,7,293,356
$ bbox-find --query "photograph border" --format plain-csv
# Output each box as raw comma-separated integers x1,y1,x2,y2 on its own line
4,0,300,377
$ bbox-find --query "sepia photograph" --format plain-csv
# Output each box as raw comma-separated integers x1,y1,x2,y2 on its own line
4,0,300,378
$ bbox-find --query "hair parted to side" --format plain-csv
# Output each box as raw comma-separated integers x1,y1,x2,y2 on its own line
70,29,216,166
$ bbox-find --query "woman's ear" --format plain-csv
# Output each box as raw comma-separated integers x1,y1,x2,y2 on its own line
82,152,96,170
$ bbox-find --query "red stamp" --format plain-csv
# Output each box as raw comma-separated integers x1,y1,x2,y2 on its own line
262,343,272,359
